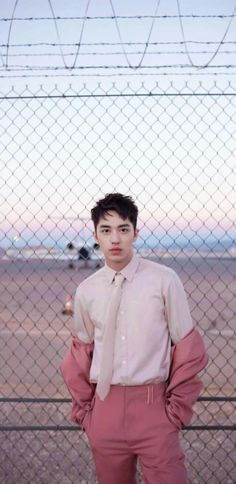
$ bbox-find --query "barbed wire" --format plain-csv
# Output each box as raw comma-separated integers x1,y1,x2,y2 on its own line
1,63,236,77
110,0,163,69
1,0,236,76
1,41,236,48
176,0,236,69
5,0,92,69
3,49,236,59
1,64,235,71
47,0,91,70
0,14,236,21
1,70,236,79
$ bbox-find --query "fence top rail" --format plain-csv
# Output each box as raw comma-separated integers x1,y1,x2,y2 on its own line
0,80,236,100
1,91,236,100
1,396,236,403
1,424,236,432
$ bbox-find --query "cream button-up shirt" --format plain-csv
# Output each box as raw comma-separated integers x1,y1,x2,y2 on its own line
73,255,193,385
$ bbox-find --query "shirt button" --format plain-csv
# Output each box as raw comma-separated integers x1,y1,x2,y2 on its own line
121,335,126,341
122,360,127,365
120,310,124,315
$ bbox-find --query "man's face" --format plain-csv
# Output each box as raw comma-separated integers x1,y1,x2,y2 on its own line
94,210,138,270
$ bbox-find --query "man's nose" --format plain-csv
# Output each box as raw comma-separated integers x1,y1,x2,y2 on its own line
110,231,120,243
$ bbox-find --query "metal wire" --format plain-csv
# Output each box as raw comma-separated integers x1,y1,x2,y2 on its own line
1,5,236,75
1,14,236,21
176,0,236,69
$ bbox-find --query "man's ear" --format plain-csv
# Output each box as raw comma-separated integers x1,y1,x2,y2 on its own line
133,229,139,242
93,230,98,244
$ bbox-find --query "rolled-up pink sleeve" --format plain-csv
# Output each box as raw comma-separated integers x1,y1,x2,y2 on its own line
165,328,208,429
60,335,95,428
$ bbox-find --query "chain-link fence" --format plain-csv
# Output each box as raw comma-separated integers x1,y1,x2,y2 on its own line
0,82,235,484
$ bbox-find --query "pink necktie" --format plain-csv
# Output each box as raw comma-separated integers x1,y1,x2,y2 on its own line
96,273,125,400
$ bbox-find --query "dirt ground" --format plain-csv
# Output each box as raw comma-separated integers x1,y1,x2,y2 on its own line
0,256,235,483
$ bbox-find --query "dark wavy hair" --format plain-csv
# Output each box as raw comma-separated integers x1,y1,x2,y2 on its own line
91,193,138,231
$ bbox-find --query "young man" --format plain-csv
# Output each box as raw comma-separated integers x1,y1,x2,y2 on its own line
61,193,208,484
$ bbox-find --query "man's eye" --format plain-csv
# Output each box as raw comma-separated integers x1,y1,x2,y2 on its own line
121,228,129,232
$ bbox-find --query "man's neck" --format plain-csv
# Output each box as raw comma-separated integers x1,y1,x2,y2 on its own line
106,253,133,272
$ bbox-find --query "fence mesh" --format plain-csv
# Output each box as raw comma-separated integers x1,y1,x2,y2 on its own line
0,82,235,483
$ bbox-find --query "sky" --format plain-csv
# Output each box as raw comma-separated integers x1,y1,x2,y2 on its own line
0,1,236,250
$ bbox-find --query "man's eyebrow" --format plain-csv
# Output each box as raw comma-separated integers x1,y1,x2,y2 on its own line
98,223,131,228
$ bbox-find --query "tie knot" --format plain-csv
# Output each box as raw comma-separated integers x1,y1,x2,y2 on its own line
114,273,125,287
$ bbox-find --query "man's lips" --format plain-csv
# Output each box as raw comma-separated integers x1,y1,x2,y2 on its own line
110,248,122,252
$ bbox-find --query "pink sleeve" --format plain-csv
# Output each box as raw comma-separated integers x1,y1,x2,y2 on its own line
60,335,96,428
165,328,208,429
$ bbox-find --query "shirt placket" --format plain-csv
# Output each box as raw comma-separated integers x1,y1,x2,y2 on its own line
118,285,129,384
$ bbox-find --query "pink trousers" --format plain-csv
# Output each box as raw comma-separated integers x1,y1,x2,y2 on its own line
83,382,187,484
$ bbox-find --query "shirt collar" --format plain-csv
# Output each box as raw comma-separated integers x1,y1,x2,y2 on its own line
105,253,140,284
